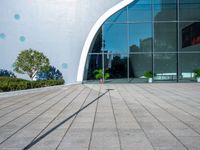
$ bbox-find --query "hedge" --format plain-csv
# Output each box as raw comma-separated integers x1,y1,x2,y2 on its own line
0,77,65,92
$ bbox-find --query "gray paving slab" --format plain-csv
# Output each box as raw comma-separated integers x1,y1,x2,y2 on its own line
107,84,154,150
57,85,100,150
0,86,79,143
28,86,90,149
0,86,85,149
0,83,200,149
89,86,121,150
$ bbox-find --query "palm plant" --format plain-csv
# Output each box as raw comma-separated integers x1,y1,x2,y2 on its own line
93,68,110,83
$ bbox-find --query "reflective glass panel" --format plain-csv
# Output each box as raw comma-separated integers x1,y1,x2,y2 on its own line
154,0,176,21
179,0,200,21
88,28,103,53
84,54,103,80
179,53,200,82
104,53,128,79
180,22,200,51
154,53,177,81
129,53,152,82
103,24,128,53
129,23,152,53
128,0,152,22
106,8,127,23
154,22,177,52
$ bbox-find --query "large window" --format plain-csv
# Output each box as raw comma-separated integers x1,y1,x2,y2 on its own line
129,53,152,83
154,22,177,52
154,0,177,21
84,54,103,80
179,0,200,21
103,24,128,54
84,0,200,83
104,54,128,79
154,53,177,81
129,23,152,53
128,0,152,22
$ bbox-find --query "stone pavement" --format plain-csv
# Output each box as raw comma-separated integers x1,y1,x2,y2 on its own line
0,83,200,150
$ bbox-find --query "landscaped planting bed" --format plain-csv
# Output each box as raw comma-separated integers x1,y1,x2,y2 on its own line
0,77,64,92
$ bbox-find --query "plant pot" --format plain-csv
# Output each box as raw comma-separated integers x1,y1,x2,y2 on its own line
197,78,200,83
99,79,104,84
148,78,153,83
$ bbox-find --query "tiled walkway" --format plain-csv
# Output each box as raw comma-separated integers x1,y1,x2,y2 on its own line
0,83,200,150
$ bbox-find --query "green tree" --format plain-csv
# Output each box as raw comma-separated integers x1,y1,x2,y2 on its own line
14,49,50,80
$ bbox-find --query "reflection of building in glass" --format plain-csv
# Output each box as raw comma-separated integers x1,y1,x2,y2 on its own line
84,0,200,83
140,38,152,52
130,45,140,53
130,37,152,53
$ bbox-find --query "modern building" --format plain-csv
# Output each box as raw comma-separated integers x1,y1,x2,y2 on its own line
0,0,200,83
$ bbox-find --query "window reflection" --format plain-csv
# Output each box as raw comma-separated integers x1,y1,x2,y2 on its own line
103,24,128,53
104,54,128,79
106,8,127,23
89,28,103,53
128,0,152,22
84,54,103,80
154,23,177,52
180,22,200,51
129,54,152,82
154,53,177,81
129,23,152,52
154,0,177,21
179,53,200,82
179,0,200,21
84,0,200,83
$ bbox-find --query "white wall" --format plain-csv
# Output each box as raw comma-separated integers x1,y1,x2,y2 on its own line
0,0,122,83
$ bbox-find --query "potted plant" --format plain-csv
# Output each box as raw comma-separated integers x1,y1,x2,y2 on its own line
94,68,110,84
193,69,200,82
144,71,153,83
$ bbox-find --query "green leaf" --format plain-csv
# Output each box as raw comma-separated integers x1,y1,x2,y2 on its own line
14,49,50,79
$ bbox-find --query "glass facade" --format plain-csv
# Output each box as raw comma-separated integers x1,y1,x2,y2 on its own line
84,0,200,83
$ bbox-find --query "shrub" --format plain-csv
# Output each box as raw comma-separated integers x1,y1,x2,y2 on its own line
16,82,29,90
0,77,64,92
0,82,9,92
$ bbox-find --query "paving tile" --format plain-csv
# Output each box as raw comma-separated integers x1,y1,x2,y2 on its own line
0,83,200,150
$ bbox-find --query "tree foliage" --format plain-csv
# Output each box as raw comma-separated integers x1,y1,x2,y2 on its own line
14,49,50,79
47,66,63,80
0,69,16,78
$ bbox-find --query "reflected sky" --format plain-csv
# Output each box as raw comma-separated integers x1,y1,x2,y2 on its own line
106,8,127,23
103,23,128,53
